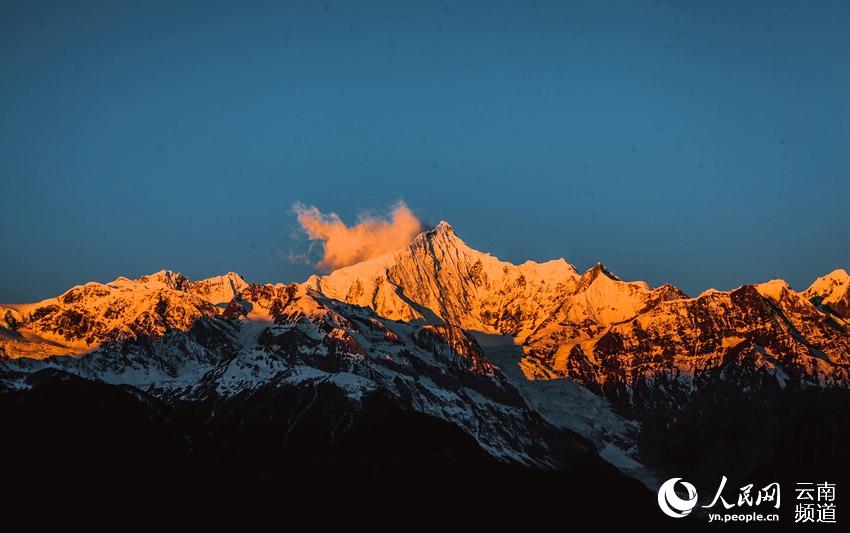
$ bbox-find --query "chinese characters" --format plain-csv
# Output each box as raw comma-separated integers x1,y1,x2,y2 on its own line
795,482,837,524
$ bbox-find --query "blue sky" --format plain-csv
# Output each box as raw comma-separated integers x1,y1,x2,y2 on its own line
1,0,848,301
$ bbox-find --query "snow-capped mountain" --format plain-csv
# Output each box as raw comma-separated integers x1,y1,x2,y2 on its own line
804,268,850,318
305,221,582,341
303,223,850,412
2,221,849,492
0,270,248,359
0,272,604,468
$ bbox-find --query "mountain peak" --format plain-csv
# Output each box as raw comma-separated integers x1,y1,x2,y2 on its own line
197,271,247,285
189,272,249,305
805,268,850,318
805,269,850,296
137,270,189,290
825,268,849,281
756,279,791,301
580,262,622,284
433,220,454,233
411,219,465,251
423,220,457,240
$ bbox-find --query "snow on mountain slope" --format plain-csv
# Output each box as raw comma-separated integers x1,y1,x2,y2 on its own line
308,222,687,357
518,264,687,376
0,279,595,466
187,272,249,306
309,221,581,341
804,268,850,319
296,222,850,423
0,270,253,361
471,331,658,485
0,271,223,359
2,221,848,478
521,281,850,421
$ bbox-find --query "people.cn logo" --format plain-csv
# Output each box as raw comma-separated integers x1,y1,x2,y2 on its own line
658,478,699,518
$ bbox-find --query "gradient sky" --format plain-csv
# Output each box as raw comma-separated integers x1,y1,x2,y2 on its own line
2,0,848,302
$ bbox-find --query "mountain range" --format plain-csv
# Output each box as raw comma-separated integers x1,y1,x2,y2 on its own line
2,221,848,523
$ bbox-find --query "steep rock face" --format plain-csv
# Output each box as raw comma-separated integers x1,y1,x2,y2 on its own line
295,226,850,489
0,281,593,466
517,265,688,377
308,223,694,368
0,271,251,361
0,273,221,359
308,221,582,341
186,272,249,306
523,283,850,420
298,223,850,420
185,285,584,466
